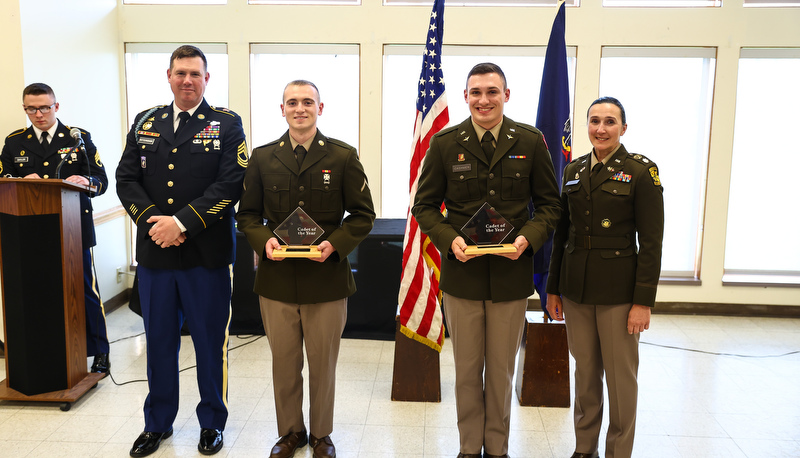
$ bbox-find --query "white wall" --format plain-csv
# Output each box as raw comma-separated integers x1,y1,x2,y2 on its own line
17,0,130,303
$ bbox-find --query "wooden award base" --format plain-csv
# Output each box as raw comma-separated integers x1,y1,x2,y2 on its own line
272,245,322,258
463,244,516,255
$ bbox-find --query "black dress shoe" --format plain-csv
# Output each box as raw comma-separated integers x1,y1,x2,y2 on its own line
91,353,110,373
570,452,599,458
198,428,224,455
130,428,172,457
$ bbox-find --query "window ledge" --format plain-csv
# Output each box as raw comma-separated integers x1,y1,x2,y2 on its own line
722,273,800,287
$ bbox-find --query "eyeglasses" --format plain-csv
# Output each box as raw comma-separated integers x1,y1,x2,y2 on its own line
24,105,54,115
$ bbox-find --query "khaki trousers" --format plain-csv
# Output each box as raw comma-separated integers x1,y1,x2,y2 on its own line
562,296,640,458
259,296,347,438
443,292,527,456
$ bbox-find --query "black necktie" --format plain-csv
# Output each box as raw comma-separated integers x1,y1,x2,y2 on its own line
591,162,604,185
41,131,50,150
295,144,307,167
175,111,190,136
481,131,495,160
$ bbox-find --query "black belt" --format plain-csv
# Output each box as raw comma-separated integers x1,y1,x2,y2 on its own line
569,234,631,250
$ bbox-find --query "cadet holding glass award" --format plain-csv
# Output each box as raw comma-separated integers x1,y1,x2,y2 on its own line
236,80,374,458
412,63,561,458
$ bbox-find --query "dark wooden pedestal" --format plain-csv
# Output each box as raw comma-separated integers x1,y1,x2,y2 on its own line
515,311,571,407
391,317,440,402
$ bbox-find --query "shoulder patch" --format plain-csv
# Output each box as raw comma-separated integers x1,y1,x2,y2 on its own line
649,166,661,186
6,127,26,139
210,106,238,117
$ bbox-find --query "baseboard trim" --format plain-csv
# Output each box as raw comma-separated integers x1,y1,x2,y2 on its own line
527,298,800,318
105,288,132,315
653,301,800,318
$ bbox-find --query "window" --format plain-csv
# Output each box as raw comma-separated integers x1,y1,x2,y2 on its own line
249,44,360,154
603,0,720,5
744,0,800,6
724,49,800,285
385,0,577,5
124,0,224,4
599,47,716,280
124,43,229,126
382,45,576,219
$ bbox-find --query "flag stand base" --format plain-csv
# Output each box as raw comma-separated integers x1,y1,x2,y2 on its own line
391,316,441,402
514,311,571,407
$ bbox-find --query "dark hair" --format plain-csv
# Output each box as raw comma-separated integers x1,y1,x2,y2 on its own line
170,45,208,71
22,83,55,101
466,62,507,90
588,96,626,125
283,79,321,102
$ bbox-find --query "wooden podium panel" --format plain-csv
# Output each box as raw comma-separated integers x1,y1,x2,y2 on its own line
515,311,571,407
0,179,101,408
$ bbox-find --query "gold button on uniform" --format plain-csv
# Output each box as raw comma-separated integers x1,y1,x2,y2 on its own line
167,181,174,187
43,175,49,179
172,148,178,153
299,201,305,206
168,164,175,170
489,190,496,196
168,198,174,205
489,173,495,179
43,161,49,166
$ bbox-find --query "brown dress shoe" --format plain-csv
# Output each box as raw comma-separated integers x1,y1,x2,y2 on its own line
269,430,308,458
456,454,481,458
570,452,599,458
484,454,509,458
309,434,336,458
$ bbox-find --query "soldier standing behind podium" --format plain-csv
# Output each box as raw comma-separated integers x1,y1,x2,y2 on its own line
0,83,110,374
236,80,375,458
412,63,561,458
116,45,248,457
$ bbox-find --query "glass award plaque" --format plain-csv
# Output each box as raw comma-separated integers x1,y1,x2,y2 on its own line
460,202,516,255
272,207,324,258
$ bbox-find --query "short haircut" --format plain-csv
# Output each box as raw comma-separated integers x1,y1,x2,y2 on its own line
466,62,507,90
22,83,55,102
283,80,321,103
170,45,208,72
588,96,627,125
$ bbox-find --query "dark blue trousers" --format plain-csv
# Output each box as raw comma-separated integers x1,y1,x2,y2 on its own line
84,248,109,356
138,265,232,432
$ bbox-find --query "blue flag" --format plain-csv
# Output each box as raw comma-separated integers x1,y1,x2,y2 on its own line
534,1,571,319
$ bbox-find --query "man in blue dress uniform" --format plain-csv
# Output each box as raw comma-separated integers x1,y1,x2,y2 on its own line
116,45,248,457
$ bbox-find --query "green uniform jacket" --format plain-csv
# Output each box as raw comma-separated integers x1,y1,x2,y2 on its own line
546,145,664,307
235,130,376,305
412,117,561,303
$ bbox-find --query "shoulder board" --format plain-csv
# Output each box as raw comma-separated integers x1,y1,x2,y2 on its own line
6,127,27,139
140,105,166,116
325,137,354,150
435,125,459,136
65,126,88,135
627,152,656,166
210,106,238,117
259,138,282,149
514,122,541,135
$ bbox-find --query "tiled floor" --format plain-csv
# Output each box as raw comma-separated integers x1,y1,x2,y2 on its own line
1,307,799,457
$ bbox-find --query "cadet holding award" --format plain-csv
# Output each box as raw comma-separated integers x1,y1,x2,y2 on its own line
412,63,561,458
236,80,375,458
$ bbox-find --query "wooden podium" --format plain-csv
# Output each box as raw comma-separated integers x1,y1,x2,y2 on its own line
0,178,104,410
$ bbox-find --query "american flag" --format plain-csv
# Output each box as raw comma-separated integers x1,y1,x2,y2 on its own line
397,0,448,352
